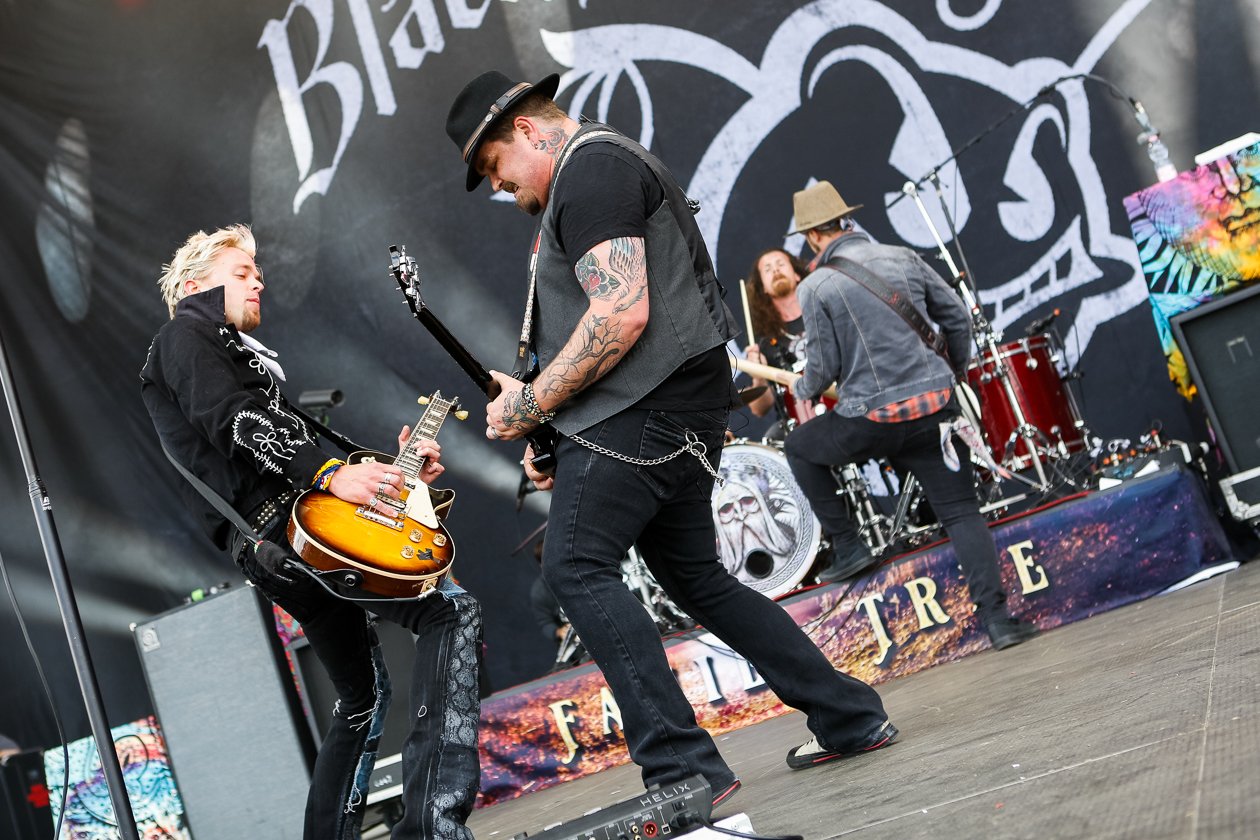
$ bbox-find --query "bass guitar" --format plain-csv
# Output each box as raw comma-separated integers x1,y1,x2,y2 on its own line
730,355,839,400
389,244,558,475
287,391,464,598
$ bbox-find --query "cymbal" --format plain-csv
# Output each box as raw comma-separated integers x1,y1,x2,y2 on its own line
738,385,768,406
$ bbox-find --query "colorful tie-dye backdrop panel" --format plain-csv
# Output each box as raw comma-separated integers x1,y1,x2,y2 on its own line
42,716,190,839
1125,141,1260,397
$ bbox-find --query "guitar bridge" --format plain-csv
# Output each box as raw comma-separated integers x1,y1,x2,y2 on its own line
356,506,404,530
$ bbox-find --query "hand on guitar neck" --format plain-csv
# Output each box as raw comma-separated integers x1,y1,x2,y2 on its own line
730,355,838,401
327,427,445,512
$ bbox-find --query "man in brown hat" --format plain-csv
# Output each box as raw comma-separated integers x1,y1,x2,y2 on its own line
784,181,1039,650
446,71,899,796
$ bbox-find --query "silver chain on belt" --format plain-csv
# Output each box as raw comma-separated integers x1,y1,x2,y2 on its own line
565,429,725,487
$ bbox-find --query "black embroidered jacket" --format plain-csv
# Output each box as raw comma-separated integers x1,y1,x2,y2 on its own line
140,286,327,548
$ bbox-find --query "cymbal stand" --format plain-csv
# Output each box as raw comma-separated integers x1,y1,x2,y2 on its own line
901,178,1052,491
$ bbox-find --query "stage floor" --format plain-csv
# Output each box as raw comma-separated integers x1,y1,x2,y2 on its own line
467,556,1260,840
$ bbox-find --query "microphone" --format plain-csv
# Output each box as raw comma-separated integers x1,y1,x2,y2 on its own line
1131,100,1178,182
1025,308,1061,336
298,388,344,410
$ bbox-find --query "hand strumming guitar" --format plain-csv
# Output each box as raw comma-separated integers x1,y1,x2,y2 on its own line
326,426,445,511
523,443,555,492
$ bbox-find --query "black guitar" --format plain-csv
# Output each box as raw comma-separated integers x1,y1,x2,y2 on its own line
389,245,558,475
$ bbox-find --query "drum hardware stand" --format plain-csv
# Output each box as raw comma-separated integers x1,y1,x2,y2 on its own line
902,178,1059,492
553,609,586,670
622,546,693,633
833,463,891,554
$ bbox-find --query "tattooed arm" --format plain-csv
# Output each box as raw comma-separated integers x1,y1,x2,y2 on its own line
535,235,648,407
491,236,649,434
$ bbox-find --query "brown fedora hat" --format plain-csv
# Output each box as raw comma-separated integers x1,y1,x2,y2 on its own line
446,70,560,191
791,180,863,233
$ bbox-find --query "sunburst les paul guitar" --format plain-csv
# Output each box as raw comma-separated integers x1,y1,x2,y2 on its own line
287,391,465,598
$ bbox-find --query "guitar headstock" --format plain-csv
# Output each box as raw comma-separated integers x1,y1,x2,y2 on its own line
389,244,424,315
417,390,468,421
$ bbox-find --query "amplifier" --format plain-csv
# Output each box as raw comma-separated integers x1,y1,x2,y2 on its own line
0,750,52,840
513,776,711,840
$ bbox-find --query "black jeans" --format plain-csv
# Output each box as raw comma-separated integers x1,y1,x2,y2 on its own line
237,521,481,840
783,408,1008,619
542,407,890,788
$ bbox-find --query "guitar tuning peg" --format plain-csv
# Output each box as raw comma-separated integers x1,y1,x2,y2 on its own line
454,410,469,421
417,396,430,405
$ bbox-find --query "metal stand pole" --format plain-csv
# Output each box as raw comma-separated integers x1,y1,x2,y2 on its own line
0,328,139,838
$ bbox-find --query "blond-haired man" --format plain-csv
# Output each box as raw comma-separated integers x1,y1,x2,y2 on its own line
140,224,482,840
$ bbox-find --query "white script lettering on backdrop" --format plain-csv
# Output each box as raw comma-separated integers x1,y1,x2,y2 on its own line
260,0,1155,363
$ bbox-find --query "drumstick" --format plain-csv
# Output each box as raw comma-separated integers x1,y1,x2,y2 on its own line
738,279,756,349
729,356,838,400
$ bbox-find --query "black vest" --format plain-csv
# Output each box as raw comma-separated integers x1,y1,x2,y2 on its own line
533,124,738,434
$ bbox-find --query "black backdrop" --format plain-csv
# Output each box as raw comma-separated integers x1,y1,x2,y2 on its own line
1,0,1256,750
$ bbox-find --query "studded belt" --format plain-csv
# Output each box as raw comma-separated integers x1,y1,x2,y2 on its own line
250,490,296,534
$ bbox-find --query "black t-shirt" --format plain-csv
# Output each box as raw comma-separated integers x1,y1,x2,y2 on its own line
549,143,732,411
758,315,806,370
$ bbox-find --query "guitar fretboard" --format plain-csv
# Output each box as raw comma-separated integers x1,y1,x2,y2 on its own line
396,392,453,480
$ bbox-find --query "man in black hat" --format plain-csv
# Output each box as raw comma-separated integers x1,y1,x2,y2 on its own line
783,181,1039,650
446,71,899,796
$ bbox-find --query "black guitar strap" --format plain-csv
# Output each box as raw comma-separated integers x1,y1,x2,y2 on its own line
289,403,364,456
160,442,261,543
160,443,418,603
824,255,951,363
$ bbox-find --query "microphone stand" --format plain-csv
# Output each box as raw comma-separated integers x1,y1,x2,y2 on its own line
901,179,1049,491
0,328,140,837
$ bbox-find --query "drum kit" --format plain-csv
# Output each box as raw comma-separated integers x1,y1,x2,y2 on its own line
715,178,1092,600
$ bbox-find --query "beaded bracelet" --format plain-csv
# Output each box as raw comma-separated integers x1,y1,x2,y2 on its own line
521,382,556,423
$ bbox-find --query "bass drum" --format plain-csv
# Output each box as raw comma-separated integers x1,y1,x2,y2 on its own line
711,441,821,598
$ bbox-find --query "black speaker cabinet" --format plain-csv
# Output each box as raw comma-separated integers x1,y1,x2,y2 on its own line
134,584,314,840
1171,282,1260,474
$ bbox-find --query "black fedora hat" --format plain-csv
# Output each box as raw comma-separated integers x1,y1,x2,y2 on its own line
446,70,561,191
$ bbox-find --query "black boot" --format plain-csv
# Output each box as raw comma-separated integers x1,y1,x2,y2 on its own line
985,615,1039,650
817,534,875,583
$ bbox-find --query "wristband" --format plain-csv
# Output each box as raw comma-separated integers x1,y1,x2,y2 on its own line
312,459,345,491
521,382,556,423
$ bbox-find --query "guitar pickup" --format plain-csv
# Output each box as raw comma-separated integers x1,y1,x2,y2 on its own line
356,507,404,530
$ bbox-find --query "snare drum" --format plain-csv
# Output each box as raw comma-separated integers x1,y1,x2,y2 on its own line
780,388,837,429
965,334,1086,469
711,440,821,598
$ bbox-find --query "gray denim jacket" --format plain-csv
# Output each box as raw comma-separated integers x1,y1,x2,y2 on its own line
792,231,973,417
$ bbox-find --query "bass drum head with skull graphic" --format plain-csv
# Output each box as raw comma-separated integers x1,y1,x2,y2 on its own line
711,441,821,598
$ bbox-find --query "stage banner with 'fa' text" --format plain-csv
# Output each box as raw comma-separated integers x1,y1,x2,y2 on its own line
474,466,1232,806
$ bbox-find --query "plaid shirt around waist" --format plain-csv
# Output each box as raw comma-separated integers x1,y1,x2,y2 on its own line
865,386,953,423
